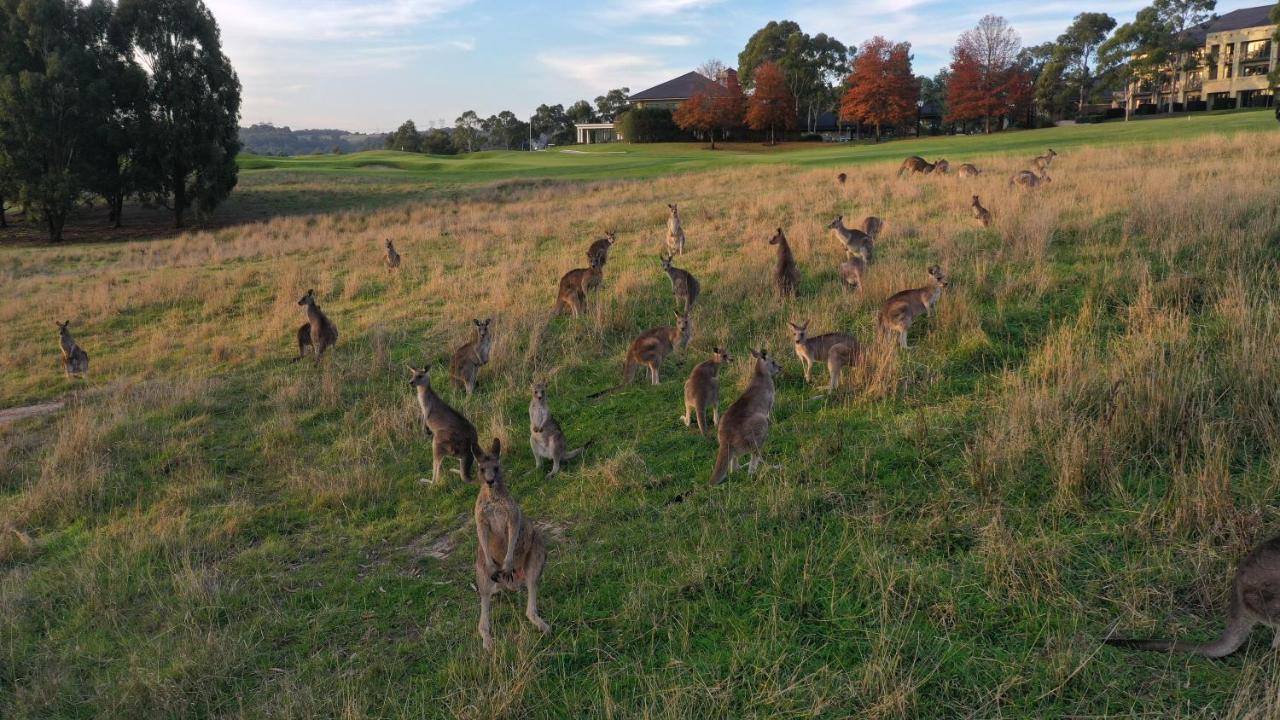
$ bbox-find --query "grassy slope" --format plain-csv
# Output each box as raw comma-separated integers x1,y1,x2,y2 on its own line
1,115,1280,718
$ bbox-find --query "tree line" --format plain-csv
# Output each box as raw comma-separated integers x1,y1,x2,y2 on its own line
0,0,242,241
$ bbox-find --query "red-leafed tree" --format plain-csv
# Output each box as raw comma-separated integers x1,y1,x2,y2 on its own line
839,37,918,141
674,76,745,149
945,15,1024,133
745,61,794,145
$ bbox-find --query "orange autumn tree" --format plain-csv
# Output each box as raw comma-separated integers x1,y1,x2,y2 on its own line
840,37,918,141
745,61,794,145
945,15,1025,133
673,77,744,149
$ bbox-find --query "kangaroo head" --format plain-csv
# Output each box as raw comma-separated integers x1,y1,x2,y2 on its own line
473,318,491,339
836,172,847,184
788,321,809,343
297,289,316,306
660,254,673,271
385,239,394,249
407,364,432,389
928,265,948,288
668,203,678,216
604,230,615,246
935,159,949,172
530,382,547,402
673,309,691,336
56,320,70,332
1048,148,1057,157
826,215,843,230
712,347,733,364
769,228,786,245
750,348,783,376
477,438,505,489
972,195,981,205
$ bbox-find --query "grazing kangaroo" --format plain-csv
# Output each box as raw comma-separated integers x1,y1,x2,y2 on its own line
1010,170,1051,189
971,195,992,227
898,156,936,176
828,215,873,262
709,349,783,485
449,319,492,396
293,289,339,364
665,203,686,256
623,311,692,385
1033,148,1057,172
384,239,401,271
957,163,981,177
933,159,950,174
528,383,588,478
789,321,860,391
836,172,847,185
770,228,799,299
682,347,732,436
554,254,605,318
861,216,884,242
661,254,701,310
473,438,550,651
56,321,89,377
839,251,867,292
587,231,615,267
879,266,948,349
407,364,482,484
1106,536,1280,658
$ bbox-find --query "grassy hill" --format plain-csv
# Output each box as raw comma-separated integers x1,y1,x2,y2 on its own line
2,116,1280,717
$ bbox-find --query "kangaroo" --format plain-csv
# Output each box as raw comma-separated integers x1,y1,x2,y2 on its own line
839,250,867,292
828,215,873,262
836,172,847,185
1106,536,1280,658
861,216,884,242
933,159,950,174
682,347,732,436
661,254,701,310
554,255,604,318
770,228,799,299
789,320,860,391
293,289,338,364
1010,170,1051,189
971,195,992,228
407,364,482,484
56,321,89,377
878,266,948,349
1033,148,1057,172
957,163,981,177
384,239,401,271
622,311,692,385
897,156,936,176
473,438,550,651
528,383,588,478
587,231,615,267
449,318,492,396
665,203,685,256
709,349,783,485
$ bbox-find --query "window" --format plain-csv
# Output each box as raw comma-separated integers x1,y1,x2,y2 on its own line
1223,43,1235,78
1242,39,1271,62
1242,63,1269,76
1208,44,1220,79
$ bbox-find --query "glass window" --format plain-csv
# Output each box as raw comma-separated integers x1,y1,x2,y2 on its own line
1242,63,1269,76
1242,39,1271,61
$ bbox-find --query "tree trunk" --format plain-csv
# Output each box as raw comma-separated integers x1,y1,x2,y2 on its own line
0,194,6,228
173,166,186,229
110,193,124,228
710,130,716,150
874,123,881,142
46,205,66,242
770,125,775,146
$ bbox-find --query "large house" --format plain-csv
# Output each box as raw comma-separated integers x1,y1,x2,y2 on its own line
573,69,741,144
1127,4,1277,111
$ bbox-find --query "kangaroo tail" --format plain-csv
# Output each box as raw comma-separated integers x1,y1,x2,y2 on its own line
586,385,621,400
1106,616,1253,659
461,442,479,483
562,439,594,461
709,441,731,486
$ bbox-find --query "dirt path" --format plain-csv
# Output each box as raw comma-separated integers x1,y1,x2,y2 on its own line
0,401,64,427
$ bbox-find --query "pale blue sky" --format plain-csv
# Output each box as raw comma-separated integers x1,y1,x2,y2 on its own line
205,0,1266,132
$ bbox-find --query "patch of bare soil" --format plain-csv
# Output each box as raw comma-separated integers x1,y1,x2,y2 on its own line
0,401,63,427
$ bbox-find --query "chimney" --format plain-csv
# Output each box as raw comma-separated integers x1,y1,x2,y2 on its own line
719,68,740,94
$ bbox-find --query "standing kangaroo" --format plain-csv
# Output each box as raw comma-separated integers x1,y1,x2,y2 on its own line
473,438,550,652
623,311,692,385
898,156,937,176
384,239,401,271
839,250,868,292
587,231,615,267
789,320,860,391
971,195,992,227
1033,148,1057,172
449,318,492,396
861,216,884,242
1010,170,1051,189
661,254,701,310
554,255,604,318
529,383,588,478
407,364,482,484
56,321,89,377
828,215,874,261
878,266,948,349
294,289,339,364
682,347,732,436
709,349,783,485
1106,536,1280,658
770,228,799,299
957,163,981,177
665,203,686,256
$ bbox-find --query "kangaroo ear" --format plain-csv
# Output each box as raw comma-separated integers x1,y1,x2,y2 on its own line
490,437,501,456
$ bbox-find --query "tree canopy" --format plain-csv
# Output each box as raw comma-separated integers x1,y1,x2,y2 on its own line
840,36,917,141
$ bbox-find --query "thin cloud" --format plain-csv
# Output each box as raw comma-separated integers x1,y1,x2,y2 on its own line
636,34,698,47
537,52,685,94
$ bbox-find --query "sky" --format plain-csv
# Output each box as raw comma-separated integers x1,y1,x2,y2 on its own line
206,0,1268,133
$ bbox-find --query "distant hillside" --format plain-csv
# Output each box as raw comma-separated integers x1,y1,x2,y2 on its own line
239,123,388,156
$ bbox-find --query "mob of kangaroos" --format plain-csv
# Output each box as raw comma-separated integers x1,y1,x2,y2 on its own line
56,321,89,378
293,289,339,363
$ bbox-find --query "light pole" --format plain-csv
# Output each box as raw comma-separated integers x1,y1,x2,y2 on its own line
916,99,924,137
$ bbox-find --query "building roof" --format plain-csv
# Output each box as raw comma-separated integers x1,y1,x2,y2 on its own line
628,71,724,103
1206,4,1274,33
